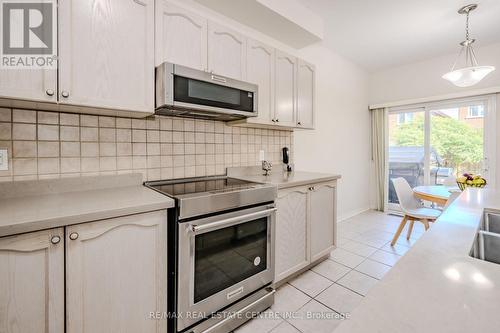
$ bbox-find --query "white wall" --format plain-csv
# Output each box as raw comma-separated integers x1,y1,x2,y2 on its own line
369,42,500,105
174,0,372,221
295,44,371,220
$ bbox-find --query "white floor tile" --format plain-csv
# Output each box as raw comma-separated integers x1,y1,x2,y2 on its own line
353,235,389,248
271,284,311,316
337,270,378,296
315,283,364,315
289,270,333,297
311,259,351,282
234,310,283,333
369,249,401,266
287,300,344,333
329,248,365,268
340,240,378,257
380,242,410,256
270,321,301,333
355,259,391,279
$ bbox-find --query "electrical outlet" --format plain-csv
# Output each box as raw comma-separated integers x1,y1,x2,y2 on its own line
0,149,8,171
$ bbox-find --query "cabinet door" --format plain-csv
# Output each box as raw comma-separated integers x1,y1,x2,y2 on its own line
274,50,296,127
296,60,315,129
58,0,154,113
275,187,309,283
66,210,167,333
155,1,207,69
208,21,246,80
0,228,64,333
0,69,57,104
246,39,275,124
309,183,336,262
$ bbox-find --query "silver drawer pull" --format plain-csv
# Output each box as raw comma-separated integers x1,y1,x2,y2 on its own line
69,232,79,240
211,75,227,83
61,90,70,98
45,89,54,96
50,235,61,244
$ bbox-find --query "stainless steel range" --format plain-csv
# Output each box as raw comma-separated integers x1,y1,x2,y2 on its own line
145,176,277,333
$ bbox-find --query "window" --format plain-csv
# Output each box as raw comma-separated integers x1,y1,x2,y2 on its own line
397,112,414,124
468,105,484,118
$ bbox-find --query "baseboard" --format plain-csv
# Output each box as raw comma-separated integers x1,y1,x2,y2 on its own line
339,206,371,222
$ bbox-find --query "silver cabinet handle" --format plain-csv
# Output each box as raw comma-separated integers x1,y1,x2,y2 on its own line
308,186,315,191
275,119,279,122
46,89,55,96
69,232,79,240
51,235,61,244
61,91,70,98
211,74,227,83
297,121,302,126
271,119,276,122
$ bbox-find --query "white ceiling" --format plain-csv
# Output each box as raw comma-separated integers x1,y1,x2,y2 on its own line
299,0,500,72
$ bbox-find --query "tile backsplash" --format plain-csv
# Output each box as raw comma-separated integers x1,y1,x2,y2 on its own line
0,108,293,182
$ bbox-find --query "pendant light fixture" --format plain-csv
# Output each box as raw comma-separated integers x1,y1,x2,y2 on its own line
442,4,495,87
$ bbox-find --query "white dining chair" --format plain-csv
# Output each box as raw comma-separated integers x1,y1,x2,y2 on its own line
390,177,442,246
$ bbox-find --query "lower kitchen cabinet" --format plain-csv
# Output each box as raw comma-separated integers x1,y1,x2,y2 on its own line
275,187,309,283
274,181,337,284
0,210,167,333
0,228,65,333
66,210,168,333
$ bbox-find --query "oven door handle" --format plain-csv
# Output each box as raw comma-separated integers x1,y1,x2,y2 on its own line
188,208,276,234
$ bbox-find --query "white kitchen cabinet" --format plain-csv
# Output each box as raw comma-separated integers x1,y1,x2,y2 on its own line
0,228,64,333
66,210,167,333
208,21,246,80
274,181,337,284
275,187,309,283
309,183,336,261
296,60,315,129
0,69,57,104
274,50,297,127
246,39,275,124
58,0,154,113
155,1,208,70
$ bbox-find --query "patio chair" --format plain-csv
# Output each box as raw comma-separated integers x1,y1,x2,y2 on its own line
390,177,442,246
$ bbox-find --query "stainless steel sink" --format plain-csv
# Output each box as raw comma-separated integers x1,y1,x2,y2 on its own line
470,212,500,264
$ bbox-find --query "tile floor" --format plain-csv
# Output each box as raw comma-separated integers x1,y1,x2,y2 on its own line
234,210,426,333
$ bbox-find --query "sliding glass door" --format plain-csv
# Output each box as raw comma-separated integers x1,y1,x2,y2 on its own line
387,96,496,210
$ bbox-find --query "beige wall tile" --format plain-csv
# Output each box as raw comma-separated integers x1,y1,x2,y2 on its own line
81,127,99,142
81,157,99,172
81,115,98,127
61,157,80,173
132,129,146,142
99,157,117,171
38,124,59,141
132,156,147,169
116,128,131,142
160,117,172,130
117,156,132,170
37,111,59,124
99,116,115,128
117,142,132,156
160,143,173,155
13,158,37,175
146,118,160,130
132,142,146,155
132,119,146,129
161,155,173,168
60,126,79,141
160,131,172,143
13,109,36,123
81,142,99,157
38,141,59,157
184,119,194,132
13,141,37,158
100,143,116,156
99,128,116,142
38,158,60,174
0,108,11,122
147,143,160,156
13,123,36,140
116,117,132,129
61,142,80,157
0,123,11,140
147,156,161,168
147,130,159,142
60,113,79,126
173,119,183,131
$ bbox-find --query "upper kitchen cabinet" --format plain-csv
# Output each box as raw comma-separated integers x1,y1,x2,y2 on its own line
155,1,208,70
207,21,247,80
0,228,64,333
296,60,315,129
0,67,57,104
246,39,275,124
58,0,154,113
274,50,297,127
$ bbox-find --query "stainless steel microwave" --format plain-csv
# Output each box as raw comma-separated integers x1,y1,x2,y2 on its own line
155,62,258,120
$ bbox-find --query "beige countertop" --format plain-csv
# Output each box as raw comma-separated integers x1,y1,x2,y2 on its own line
336,188,500,333
0,174,174,237
227,167,341,189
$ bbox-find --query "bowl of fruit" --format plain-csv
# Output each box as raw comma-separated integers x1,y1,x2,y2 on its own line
456,173,487,191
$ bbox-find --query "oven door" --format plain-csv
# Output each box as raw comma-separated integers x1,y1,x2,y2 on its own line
177,204,276,331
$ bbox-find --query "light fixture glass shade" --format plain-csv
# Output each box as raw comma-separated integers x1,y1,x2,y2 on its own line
442,66,495,87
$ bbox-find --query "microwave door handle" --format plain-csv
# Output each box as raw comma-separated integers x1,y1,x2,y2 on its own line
189,208,276,234
211,74,227,84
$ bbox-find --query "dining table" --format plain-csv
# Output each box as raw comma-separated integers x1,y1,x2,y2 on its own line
413,185,460,206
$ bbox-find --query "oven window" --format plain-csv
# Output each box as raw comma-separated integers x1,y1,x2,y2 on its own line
194,217,268,303
174,76,254,112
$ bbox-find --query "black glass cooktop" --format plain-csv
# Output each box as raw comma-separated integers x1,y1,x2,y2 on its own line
146,176,259,197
